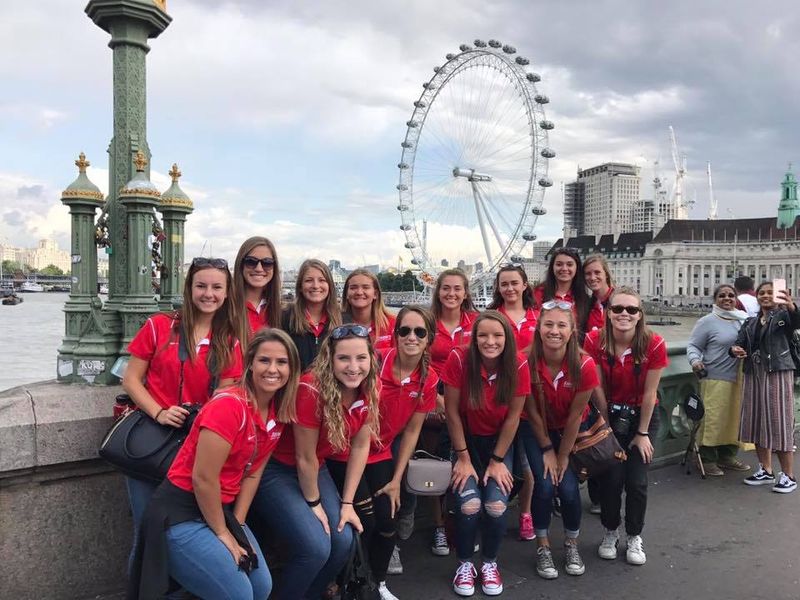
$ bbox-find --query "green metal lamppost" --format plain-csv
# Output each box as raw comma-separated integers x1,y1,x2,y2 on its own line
158,164,193,310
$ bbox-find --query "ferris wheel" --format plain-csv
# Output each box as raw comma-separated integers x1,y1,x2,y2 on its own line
397,39,552,289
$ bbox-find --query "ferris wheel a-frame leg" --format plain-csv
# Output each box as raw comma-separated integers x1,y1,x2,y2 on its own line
474,184,506,257
471,181,494,266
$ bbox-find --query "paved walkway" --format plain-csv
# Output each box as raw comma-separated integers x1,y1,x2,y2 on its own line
94,450,798,600
385,449,798,600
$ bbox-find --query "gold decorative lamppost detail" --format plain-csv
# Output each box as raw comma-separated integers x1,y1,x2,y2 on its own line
158,163,194,310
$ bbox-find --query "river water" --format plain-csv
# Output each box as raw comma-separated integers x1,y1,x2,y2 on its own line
0,293,701,392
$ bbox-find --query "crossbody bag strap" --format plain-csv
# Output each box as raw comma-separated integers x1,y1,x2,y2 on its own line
177,323,189,404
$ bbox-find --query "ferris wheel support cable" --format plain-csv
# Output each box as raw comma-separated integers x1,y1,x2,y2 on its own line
474,184,507,252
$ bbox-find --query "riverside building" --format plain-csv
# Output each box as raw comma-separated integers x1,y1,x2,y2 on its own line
553,166,800,305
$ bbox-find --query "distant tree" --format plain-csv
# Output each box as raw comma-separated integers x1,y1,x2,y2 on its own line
2,260,22,274
24,264,38,274
40,264,65,276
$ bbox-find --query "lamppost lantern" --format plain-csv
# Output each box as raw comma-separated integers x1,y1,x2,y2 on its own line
158,161,193,310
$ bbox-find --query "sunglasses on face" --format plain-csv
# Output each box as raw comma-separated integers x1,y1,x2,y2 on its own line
541,300,573,310
331,324,370,340
243,256,275,270
609,305,641,315
396,326,428,339
192,257,228,269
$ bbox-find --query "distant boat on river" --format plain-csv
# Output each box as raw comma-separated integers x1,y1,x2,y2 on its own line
19,281,44,293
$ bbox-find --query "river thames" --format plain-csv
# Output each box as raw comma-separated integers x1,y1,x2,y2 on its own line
0,293,701,392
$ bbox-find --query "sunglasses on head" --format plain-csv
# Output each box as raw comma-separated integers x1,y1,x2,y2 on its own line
192,257,228,269
609,305,641,315
243,256,275,270
397,326,428,339
502,262,523,269
331,324,370,340
541,300,573,310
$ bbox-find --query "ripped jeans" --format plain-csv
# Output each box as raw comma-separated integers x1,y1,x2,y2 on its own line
452,434,514,562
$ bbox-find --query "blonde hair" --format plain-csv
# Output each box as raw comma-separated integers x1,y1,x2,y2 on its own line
341,268,392,341
583,254,614,290
312,330,380,453
241,328,300,423
287,259,342,335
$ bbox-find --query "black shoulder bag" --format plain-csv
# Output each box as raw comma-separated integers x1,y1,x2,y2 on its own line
341,533,380,600
98,326,200,483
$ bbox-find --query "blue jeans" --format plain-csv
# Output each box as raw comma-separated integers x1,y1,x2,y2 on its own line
251,460,354,599
126,476,158,573
166,520,270,600
519,420,582,537
453,434,513,561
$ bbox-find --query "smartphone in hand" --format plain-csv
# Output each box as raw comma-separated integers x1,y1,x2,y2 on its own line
773,278,787,304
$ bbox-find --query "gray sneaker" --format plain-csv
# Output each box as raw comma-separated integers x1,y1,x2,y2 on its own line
387,545,403,575
564,542,585,576
598,528,619,560
396,511,414,541
535,545,558,579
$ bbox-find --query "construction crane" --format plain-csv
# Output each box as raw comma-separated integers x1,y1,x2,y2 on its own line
707,161,717,220
668,126,691,218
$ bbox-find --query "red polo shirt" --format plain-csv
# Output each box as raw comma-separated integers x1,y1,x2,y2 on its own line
585,288,614,333
533,355,599,430
306,310,328,338
497,304,539,353
167,387,282,503
371,314,396,357
368,347,439,463
440,347,531,436
127,313,243,408
246,299,269,336
271,373,371,466
583,329,668,407
430,311,479,374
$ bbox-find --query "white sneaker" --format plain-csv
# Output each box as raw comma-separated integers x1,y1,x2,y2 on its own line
387,545,403,575
378,581,400,600
772,472,798,494
431,526,450,556
598,529,619,560
626,534,646,565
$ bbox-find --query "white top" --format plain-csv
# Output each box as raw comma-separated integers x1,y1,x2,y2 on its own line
737,293,759,318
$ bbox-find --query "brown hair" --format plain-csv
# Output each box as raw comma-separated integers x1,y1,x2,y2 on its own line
393,305,436,404
232,236,282,345
286,259,341,335
583,254,614,290
341,268,392,341
488,264,536,310
242,328,300,423
600,286,653,363
312,329,380,453
530,305,583,391
431,268,476,319
465,310,518,410
542,247,590,327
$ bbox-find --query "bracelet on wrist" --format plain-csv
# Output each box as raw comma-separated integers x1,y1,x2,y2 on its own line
540,444,554,453
154,408,165,421
341,501,353,505
454,447,468,454
305,497,321,507
489,453,504,463
635,431,649,437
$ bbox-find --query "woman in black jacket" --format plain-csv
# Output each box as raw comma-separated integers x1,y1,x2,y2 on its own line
731,280,798,494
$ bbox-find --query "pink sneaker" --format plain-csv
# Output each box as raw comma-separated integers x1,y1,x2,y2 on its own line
481,561,504,595
453,561,477,596
519,512,535,541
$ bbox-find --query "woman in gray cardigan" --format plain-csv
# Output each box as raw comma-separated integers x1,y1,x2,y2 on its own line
687,284,750,476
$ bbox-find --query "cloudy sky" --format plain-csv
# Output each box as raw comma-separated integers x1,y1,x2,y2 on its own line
1,0,798,270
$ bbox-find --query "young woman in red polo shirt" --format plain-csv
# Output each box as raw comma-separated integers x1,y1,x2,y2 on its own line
282,258,342,370
232,236,282,342
488,263,538,542
123,257,243,569
249,324,379,600
341,268,396,359
443,310,531,597
327,306,438,600
583,286,668,566
128,328,300,600
416,269,479,556
519,301,599,580
534,248,590,337
583,254,614,334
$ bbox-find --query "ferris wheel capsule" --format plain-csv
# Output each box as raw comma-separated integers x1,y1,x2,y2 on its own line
541,147,556,158
400,224,412,231
488,39,502,48
532,206,547,215
433,66,440,73
539,120,554,130
538,177,553,187
502,45,516,54
398,163,409,169
401,141,413,149
404,242,416,249
446,53,455,60
459,44,472,51
522,232,537,241
414,100,427,108
515,56,529,65
397,184,408,191
534,94,550,104
474,39,487,47
407,120,419,128
526,72,541,83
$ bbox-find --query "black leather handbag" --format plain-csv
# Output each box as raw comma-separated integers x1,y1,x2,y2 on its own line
99,402,199,483
341,533,380,600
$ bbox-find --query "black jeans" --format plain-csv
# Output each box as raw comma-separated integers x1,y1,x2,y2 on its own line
326,458,396,582
597,410,660,537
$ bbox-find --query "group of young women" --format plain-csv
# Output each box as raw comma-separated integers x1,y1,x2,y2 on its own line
121,238,672,600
